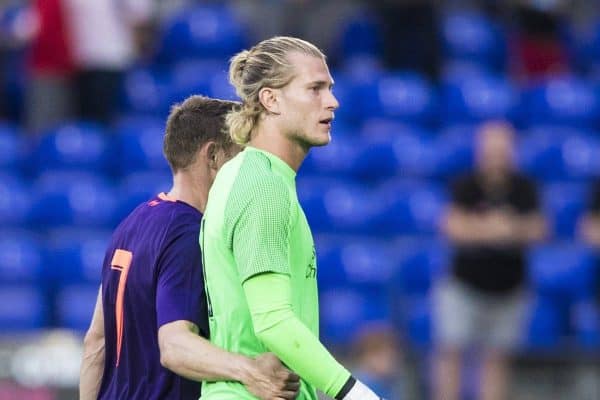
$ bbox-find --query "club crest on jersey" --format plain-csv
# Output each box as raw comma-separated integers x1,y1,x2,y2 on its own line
305,246,316,279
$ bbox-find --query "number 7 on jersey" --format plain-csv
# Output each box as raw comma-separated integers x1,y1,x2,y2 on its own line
111,249,133,367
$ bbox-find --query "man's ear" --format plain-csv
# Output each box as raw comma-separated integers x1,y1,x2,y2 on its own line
258,87,280,114
204,141,219,171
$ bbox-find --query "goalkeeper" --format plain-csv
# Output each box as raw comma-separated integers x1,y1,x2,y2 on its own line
200,36,384,400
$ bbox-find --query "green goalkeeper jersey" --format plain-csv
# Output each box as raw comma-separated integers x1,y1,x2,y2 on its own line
200,146,319,399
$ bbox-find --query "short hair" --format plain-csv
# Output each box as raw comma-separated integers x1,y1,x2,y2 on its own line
164,95,239,172
226,36,326,145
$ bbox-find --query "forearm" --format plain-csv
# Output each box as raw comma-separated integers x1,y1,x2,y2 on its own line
79,336,105,400
513,214,546,243
158,321,254,383
243,274,350,398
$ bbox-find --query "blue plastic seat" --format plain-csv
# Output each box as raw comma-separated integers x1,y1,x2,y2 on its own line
441,11,506,69
0,230,44,284
320,287,390,347
338,13,383,61
397,295,432,350
169,59,224,104
0,121,23,171
156,4,245,63
360,72,437,125
523,77,599,128
0,285,46,331
121,67,172,116
542,183,588,239
300,136,360,178
30,171,118,229
524,295,566,350
298,178,379,235
55,284,98,332
393,238,450,296
572,299,600,349
47,228,111,285
0,173,32,227
375,180,447,235
441,74,519,124
528,244,596,300
316,237,397,291
115,171,172,222
517,127,568,181
114,116,170,175
31,121,112,176
433,125,476,180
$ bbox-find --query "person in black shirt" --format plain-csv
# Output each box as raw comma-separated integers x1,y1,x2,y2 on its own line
433,120,547,400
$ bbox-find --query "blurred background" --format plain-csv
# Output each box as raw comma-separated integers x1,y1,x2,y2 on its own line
3,0,600,399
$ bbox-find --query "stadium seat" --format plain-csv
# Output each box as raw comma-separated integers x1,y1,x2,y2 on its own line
121,67,172,117
156,4,245,63
0,121,23,172
47,228,111,285
375,180,447,235
523,76,599,128
359,72,437,125
298,177,379,235
0,173,32,227
434,125,476,180
170,59,233,104
0,230,44,284
524,295,566,350
320,287,391,347
300,136,360,178
316,237,397,290
542,183,588,239
114,116,170,175
30,121,113,176
561,132,600,181
528,244,596,301
115,171,172,222
30,171,118,229
441,10,506,70
572,299,600,349
396,295,432,350
55,284,99,332
338,13,383,61
517,127,568,181
441,73,520,124
0,285,47,331
392,238,450,296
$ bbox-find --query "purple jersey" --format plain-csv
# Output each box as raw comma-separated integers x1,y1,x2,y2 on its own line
98,193,207,400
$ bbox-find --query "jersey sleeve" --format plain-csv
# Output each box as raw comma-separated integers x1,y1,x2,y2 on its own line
229,175,292,282
155,225,207,335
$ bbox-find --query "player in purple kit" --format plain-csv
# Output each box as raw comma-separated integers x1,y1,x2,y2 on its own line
79,95,300,400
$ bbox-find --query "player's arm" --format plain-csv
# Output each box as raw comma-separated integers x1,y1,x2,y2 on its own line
243,273,381,400
158,320,299,399
79,286,105,400
156,227,298,400
232,178,382,400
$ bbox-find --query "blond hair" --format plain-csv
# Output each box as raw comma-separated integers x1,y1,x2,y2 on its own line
226,36,325,145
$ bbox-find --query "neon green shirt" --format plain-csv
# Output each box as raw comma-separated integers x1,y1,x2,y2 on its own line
200,147,349,399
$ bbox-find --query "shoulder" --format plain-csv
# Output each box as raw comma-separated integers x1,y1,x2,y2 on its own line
230,151,291,205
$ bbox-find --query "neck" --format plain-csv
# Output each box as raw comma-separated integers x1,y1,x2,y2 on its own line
249,120,308,172
168,170,210,213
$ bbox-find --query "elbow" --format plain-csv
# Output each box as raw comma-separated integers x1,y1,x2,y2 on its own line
159,335,182,373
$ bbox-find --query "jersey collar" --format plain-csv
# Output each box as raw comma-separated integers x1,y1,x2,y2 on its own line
244,146,297,181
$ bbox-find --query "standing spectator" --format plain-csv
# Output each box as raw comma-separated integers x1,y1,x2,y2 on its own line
63,0,156,123
509,0,571,81
434,121,547,400
24,0,75,133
